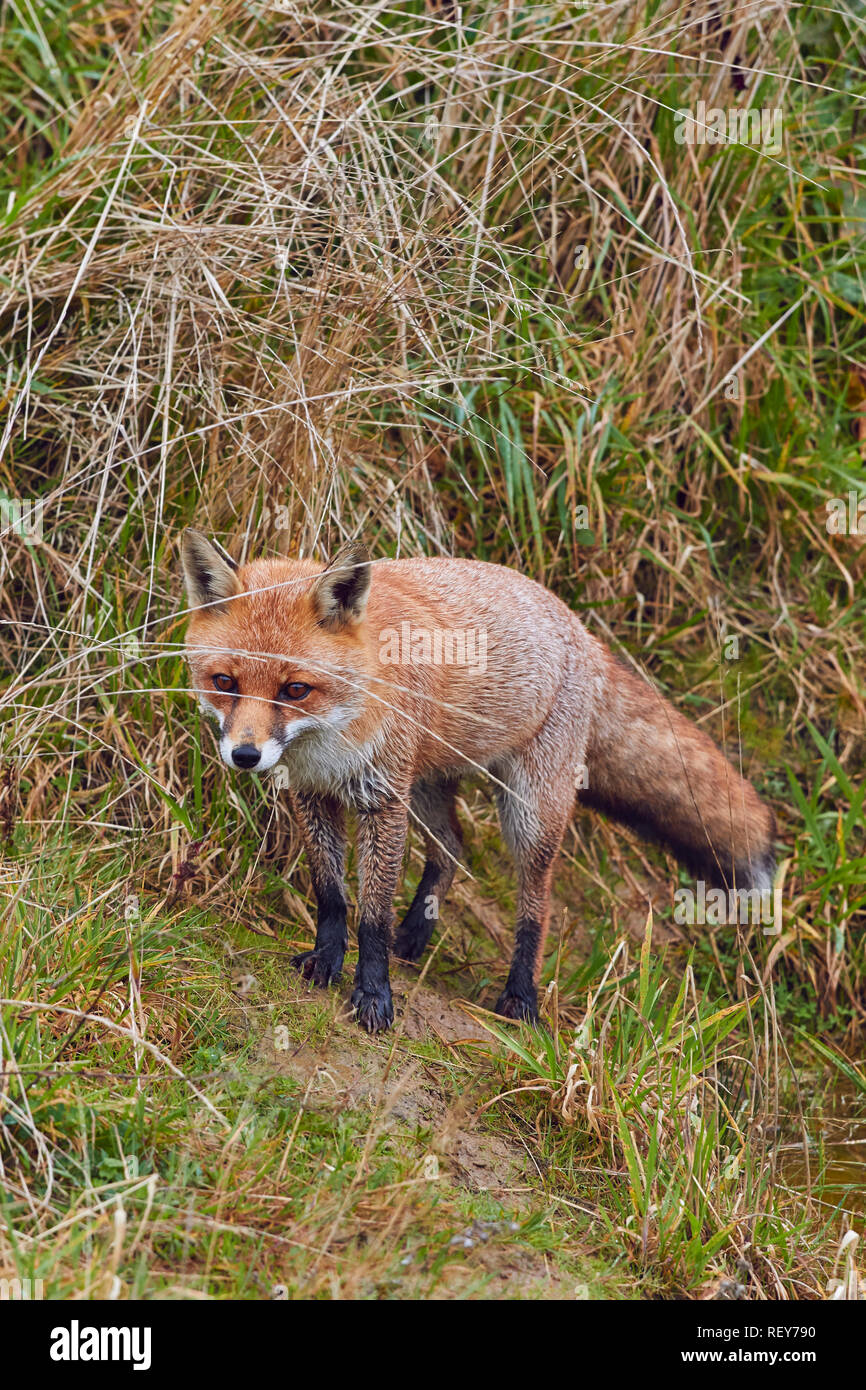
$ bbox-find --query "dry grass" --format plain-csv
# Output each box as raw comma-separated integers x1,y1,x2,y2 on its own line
0,0,864,1298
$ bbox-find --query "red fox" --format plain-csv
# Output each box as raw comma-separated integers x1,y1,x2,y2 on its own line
181,532,776,1032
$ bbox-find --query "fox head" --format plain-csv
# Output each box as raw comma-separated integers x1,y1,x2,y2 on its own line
181,530,373,772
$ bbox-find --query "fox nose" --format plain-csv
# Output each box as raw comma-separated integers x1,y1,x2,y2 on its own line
232,744,261,769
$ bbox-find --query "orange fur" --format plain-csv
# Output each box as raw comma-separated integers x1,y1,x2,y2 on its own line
182,535,776,1031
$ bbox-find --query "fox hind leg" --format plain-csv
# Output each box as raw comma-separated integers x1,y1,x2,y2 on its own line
393,776,463,962
493,748,578,1025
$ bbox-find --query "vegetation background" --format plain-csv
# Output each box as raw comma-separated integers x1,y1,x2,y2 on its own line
0,0,864,1299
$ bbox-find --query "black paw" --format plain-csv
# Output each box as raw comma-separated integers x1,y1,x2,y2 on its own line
494,989,540,1025
392,925,429,962
351,982,394,1033
291,948,343,988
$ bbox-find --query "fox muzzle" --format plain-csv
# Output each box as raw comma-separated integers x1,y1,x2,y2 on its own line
231,743,261,769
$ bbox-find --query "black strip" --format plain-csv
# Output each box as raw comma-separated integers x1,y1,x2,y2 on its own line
393,860,443,961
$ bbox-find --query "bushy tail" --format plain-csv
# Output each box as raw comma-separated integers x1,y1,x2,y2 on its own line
581,645,776,891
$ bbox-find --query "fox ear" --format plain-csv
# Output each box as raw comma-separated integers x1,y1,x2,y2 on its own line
181,529,240,611
311,540,370,629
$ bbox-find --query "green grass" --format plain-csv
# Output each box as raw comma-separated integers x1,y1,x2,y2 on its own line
0,841,623,1299
0,0,864,1298
0,810,858,1298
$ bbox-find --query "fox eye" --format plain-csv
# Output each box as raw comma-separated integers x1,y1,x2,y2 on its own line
280,681,311,702
212,673,237,693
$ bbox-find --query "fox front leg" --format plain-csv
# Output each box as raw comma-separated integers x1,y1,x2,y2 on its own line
351,796,409,1033
290,791,349,987
393,776,463,962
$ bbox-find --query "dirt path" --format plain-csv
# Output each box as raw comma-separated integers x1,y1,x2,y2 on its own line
253,971,595,1297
